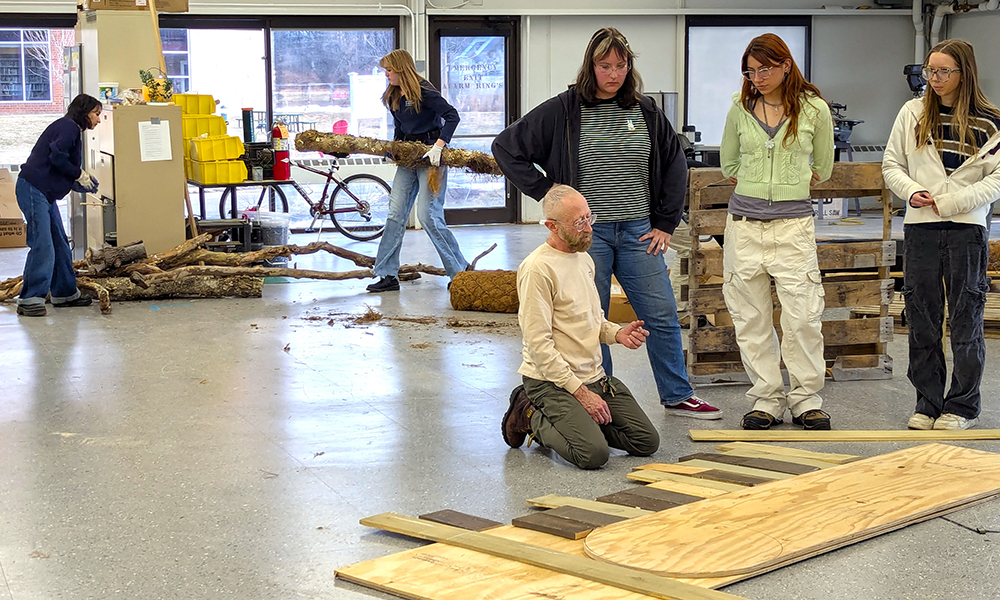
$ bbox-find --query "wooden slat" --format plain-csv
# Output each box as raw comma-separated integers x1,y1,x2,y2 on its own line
689,163,882,196
595,491,687,513
715,442,861,465
646,479,731,499
357,513,744,600
526,494,651,518
512,512,593,540
633,463,709,475
678,452,819,476
677,459,795,481
690,318,893,354
686,468,775,487
583,444,1000,578
690,429,1000,442
689,208,728,235
545,505,628,528
628,470,746,492
694,241,896,276
708,448,838,470
689,279,892,314
622,485,705,506
831,354,893,381
419,509,503,532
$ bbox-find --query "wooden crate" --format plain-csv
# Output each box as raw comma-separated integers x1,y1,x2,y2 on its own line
685,162,894,384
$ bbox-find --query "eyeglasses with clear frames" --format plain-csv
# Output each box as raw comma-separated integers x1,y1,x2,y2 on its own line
545,213,597,232
742,66,776,80
921,67,961,81
596,63,629,75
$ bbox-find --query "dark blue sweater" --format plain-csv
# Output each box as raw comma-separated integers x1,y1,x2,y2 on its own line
391,82,460,145
20,116,84,202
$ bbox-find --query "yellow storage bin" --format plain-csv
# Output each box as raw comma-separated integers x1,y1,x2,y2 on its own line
182,115,226,139
189,135,244,162
189,159,248,185
184,158,192,180
174,94,216,115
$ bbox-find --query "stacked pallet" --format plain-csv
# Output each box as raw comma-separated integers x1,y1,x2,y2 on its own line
175,93,246,184
684,162,895,384
337,443,1000,599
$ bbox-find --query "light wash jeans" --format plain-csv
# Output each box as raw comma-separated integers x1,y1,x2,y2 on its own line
16,177,81,308
590,219,695,406
722,214,825,419
372,166,468,279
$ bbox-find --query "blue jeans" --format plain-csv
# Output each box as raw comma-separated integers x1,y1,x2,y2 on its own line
372,166,468,279
590,220,695,405
16,177,80,308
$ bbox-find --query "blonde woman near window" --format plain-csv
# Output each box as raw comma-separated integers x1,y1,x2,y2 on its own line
883,39,1000,431
719,33,834,431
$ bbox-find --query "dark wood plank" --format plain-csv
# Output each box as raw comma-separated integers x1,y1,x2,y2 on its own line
678,452,819,476
621,485,705,505
418,509,503,532
544,505,628,527
511,511,592,540
690,319,893,354
688,469,772,487
595,491,686,513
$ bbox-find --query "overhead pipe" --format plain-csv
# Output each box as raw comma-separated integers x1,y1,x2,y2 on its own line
930,2,955,47
913,0,925,64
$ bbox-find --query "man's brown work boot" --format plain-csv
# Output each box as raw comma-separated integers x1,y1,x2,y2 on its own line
502,385,535,448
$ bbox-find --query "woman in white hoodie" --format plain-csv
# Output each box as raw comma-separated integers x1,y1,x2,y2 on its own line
882,39,1000,431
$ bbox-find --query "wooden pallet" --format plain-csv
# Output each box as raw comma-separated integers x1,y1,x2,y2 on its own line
336,443,1000,599
684,163,894,384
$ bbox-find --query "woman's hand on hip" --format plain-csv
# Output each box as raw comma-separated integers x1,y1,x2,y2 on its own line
639,228,672,256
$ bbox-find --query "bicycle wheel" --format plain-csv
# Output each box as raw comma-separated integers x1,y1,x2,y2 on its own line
219,185,290,219
330,174,390,241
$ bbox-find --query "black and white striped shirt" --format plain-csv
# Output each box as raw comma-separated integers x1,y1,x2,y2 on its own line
938,106,1000,174
577,100,651,224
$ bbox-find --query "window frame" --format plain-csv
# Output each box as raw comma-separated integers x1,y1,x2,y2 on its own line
0,27,53,103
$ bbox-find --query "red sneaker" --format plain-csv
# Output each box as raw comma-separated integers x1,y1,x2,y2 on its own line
664,396,722,420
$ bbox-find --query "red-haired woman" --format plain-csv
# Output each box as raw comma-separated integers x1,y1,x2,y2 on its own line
883,39,1000,431
719,33,834,430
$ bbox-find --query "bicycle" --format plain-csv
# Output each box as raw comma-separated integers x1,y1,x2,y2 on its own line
218,155,391,242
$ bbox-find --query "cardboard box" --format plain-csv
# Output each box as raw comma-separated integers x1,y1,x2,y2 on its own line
608,276,638,323
0,170,27,248
85,0,189,12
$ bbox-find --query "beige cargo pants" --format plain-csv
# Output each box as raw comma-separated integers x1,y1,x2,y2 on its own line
722,214,825,419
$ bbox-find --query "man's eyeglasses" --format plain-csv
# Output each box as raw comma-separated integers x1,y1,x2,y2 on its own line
596,63,629,76
549,213,597,232
743,66,777,80
921,67,961,81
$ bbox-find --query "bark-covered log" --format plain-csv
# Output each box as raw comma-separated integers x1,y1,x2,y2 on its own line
76,279,111,314
80,275,264,302
294,131,502,176
86,241,147,273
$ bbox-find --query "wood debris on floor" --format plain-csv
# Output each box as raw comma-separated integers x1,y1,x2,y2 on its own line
337,442,1000,600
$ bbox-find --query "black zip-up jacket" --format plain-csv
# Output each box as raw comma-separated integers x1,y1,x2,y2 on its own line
20,116,84,203
492,87,688,234
391,81,460,145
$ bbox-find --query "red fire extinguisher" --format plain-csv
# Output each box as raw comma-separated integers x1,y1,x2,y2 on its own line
272,122,290,180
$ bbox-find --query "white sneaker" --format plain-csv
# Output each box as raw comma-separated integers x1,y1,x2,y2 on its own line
907,413,936,430
932,413,979,431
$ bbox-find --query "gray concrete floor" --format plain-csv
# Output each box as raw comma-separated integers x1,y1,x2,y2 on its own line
1,217,999,600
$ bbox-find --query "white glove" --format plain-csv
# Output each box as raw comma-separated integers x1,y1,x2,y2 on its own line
76,170,97,193
422,144,443,167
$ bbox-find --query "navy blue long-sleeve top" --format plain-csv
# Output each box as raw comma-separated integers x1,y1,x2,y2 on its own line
391,81,460,145
20,116,84,202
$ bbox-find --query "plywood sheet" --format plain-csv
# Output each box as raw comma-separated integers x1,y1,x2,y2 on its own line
584,444,1000,577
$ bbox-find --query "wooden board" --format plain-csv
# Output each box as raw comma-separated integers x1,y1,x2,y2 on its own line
693,241,895,276
627,470,747,492
526,494,651,518
512,506,626,540
690,429,1000,442
584,444,1000,577
595,491,688,513
419,509,503,531
715,442,860,464
677,459,795,481
351,513,744,600
709,447,839,470
690,318,893,354
678,452,819,476
645,479,732,499
633,462,709,475
688,279,893,314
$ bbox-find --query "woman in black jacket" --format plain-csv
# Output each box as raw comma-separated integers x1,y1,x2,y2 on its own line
493,28,721,419
15,94,101,317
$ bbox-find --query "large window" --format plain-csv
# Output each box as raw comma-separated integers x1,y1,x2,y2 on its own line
0,29,51,102
685,17,810,146
161,29,190,94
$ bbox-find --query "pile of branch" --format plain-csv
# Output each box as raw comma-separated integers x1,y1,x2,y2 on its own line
294,131,503,177
0,234,481,315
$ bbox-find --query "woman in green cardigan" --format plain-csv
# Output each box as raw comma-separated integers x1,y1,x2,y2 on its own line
719,33,834,431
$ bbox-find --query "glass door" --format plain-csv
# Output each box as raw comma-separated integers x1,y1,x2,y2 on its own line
429,17,519,224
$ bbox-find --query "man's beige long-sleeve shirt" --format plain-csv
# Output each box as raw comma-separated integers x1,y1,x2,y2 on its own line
517,242,622,393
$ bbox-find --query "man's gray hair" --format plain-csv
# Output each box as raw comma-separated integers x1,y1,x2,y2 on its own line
542,185,582,220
